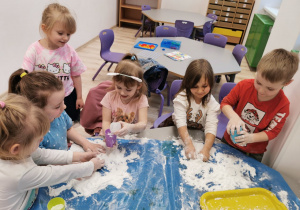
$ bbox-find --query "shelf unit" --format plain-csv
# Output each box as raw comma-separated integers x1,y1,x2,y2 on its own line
207,0,255,44
119,0,161,27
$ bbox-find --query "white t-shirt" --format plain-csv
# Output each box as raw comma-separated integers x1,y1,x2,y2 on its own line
0,148,94,210
172,90,220,136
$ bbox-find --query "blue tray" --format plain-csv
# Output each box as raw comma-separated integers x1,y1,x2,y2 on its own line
161,39,181,50
134,41,158,51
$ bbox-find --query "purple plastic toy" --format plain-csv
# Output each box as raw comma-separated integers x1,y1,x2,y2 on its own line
105,129,117,147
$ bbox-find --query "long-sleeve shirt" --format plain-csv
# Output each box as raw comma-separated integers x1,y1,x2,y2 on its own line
172,90,220,136
0,148,94,210
220,79,290,154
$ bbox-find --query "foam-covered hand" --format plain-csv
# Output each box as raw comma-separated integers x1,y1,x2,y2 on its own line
76,98,84,109
227,116,245,136
184,142,196,159
83,141,106,153
199,149,209,162
114,121,134,136
73,150,97,162
234,131,254,146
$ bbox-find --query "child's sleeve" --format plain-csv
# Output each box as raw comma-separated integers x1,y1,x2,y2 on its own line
100,92,112,109
22,44,36,72
70,46,87,76
20,150,93,191
173,93,188,128
138,95,149,109
204,96,220,136
32,148,73,165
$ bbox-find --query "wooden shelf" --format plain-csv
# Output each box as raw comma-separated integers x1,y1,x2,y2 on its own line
207,0,255,44
119,0,161,27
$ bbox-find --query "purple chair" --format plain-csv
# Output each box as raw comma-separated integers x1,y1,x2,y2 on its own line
92,29,125,81
152,80,182,128
204,33,227,48
194,20,213,41
155,25,177,37
216,82,236,139
207,13,218,21
175,20,194,38
225,44,248,82
135,5,155,37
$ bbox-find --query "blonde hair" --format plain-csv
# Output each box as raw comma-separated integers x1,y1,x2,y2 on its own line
8,69,64,109
177,59,214,107
40,3,76,35
257,48,299,83
112,53,147,100
0,94,50,160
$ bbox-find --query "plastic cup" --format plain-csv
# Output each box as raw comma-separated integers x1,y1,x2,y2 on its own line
47,197,65,210
230,127,243,144
105,129,117,147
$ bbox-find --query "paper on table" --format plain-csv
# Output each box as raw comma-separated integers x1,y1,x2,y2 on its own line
164,51,191,61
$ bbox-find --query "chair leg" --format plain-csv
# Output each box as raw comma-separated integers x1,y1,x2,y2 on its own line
135,27,142,37
92,61,108,81
166,84,171,106
107,62,114,71
226,74,236,82
158,93,164,117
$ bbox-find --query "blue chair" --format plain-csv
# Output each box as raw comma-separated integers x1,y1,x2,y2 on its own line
152,80,182,128
155,26,177,37
216,82,236,139
175,20,194,38
92,29,124,81
135,5,155,37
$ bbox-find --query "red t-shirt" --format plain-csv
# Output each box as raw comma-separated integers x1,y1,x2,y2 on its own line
220,79,290,154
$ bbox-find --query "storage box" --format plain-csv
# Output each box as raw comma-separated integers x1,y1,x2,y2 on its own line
213,27,243,44
160,39,181,50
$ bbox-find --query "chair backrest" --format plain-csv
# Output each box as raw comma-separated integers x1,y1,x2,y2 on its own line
219,82,236,103
204,33,227,48
141,5,151,11
99,29,114,57
155,26,177,37
232,44,247,65
143,64,169,92
202,21,213,36
175,20,194,38
207,13,218,21
170,80,182,100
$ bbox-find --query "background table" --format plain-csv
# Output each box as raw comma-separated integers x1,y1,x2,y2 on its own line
131,37,241,81
31,127,300,210
141,9,212,38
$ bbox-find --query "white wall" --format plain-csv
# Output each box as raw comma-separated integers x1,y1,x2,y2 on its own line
0,0,117,95
161,0,208,16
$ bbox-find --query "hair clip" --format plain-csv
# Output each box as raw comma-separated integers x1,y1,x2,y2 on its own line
20,72,27,78
131,55,137,61
107,73,142,83
0,101,5,109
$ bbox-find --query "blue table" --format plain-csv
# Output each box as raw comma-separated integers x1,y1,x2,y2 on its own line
31,138,300,209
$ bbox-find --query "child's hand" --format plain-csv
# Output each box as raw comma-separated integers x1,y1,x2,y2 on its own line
76,98,84,109
91,158,105,171
114,121,134,136
73,150,97,162
83,141,106,153
199,149,209,162
235,131,254,147
226,116,245,136
184,142,196,159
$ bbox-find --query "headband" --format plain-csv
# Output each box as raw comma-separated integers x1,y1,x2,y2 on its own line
20,72,27,78
0,101,5,109
107,73,142,83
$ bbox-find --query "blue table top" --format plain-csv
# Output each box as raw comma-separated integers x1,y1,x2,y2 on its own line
31,138,300,210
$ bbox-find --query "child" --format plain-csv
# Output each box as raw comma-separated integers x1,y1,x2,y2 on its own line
221,48,299,162
22,3,85,122
9,69,105,153
172,59,220,161
101,53,149,137
0,94,105,210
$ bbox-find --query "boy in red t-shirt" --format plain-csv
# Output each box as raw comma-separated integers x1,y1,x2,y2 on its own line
220,49,299,162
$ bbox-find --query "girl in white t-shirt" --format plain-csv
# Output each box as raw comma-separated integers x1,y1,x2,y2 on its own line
0,94,104,210
173,59,220,161
101,53,149,138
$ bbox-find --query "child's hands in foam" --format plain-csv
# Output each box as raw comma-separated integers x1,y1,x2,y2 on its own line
184,141,196,159
199,149,209,162
234,131,254,147
113,121,134,136
73,150,98,162
83,141,106,153
226,115,245,136
91,158,105,171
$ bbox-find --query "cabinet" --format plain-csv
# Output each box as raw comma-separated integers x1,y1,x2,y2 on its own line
245,14,274,68
119,0,161,27
207,0,255,44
